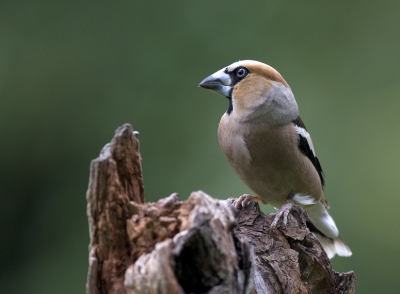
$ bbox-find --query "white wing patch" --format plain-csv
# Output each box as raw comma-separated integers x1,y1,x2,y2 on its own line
294,125,316,156
292,193,316,206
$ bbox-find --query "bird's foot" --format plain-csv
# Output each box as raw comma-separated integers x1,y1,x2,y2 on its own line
269,204,292,231
235,194,265,209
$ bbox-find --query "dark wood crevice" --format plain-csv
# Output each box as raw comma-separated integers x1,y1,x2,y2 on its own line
86,124,356,294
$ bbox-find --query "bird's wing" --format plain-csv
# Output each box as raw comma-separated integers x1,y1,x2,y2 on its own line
292,116,325,187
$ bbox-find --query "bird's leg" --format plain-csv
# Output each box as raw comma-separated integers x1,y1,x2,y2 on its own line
269,203,293,230
269,207,291,231
235,194,266,209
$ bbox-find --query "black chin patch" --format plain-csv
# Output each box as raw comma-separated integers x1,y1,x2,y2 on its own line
226,88,233,115
227,98,233,115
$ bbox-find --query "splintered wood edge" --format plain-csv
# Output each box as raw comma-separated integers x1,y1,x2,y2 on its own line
229,200,356,294
124,191,254,294
86,124,144,294
86,124,356,294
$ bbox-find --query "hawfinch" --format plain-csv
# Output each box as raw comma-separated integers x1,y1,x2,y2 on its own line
199,60,351,259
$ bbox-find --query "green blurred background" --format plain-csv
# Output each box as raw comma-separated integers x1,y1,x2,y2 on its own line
1,1,399,293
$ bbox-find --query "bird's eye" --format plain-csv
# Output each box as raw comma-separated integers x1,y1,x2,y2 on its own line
236,67,248,78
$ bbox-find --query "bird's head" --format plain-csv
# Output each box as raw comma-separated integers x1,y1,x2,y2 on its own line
199,60,299,125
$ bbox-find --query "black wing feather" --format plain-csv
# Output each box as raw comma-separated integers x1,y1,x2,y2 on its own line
292,116,325,187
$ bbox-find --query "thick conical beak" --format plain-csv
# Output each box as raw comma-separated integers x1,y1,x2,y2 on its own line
198,68,232,98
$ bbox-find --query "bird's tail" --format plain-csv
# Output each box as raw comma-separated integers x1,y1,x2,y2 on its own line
318,235,352,259
296,199,352,259
306,219,352,259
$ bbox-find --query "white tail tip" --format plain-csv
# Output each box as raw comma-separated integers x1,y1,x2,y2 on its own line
314,233,352,259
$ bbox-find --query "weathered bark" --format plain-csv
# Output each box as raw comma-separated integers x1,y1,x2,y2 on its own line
231,200,356,294
86,124,356,294
123,191,254,294
86,124,144,294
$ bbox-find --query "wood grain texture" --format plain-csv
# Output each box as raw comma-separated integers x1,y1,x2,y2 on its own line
86,124,356,294
230,200,356,294
124,191,254,294
86,124,144,294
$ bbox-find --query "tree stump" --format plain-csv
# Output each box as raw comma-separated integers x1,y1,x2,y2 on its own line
86,124,356,294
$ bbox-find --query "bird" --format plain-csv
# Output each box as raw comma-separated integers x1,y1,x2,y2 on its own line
198,60,351,259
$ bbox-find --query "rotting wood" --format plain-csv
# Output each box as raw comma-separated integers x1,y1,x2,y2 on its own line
230,200,356,294
86,124,356,294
